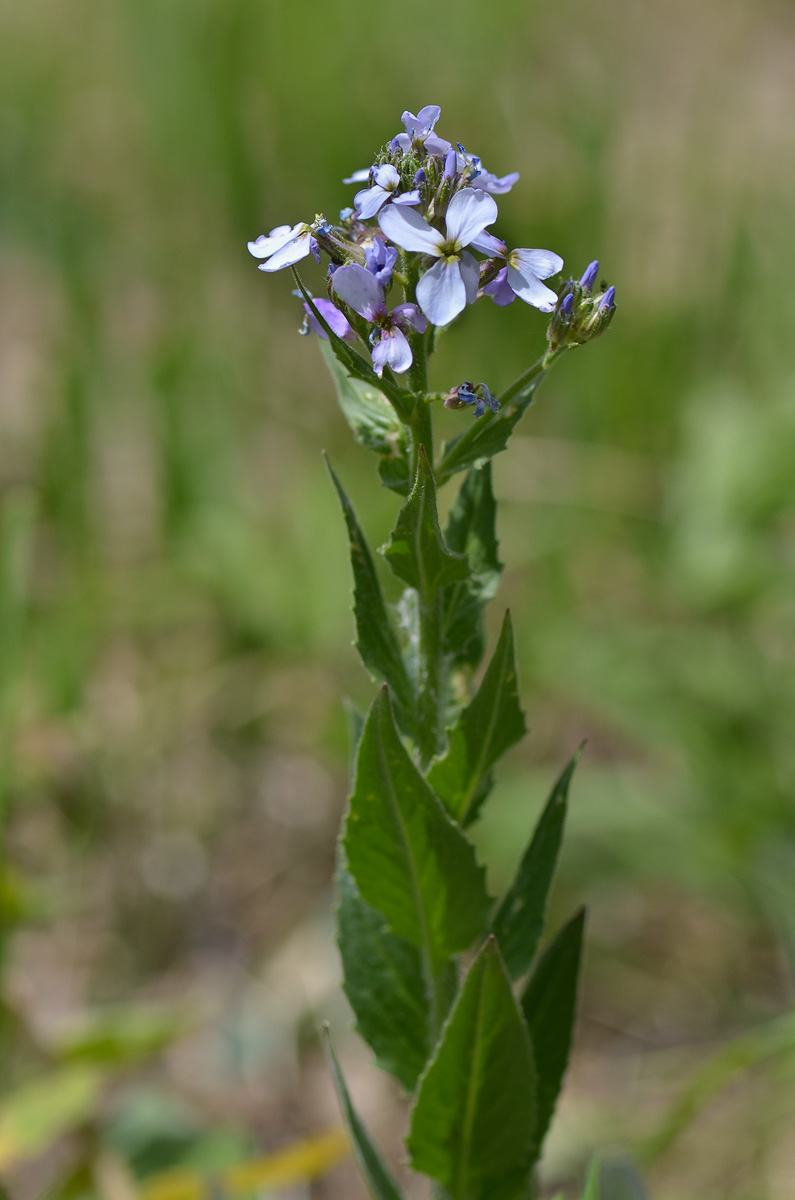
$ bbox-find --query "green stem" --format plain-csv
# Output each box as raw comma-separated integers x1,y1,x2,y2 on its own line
416,586,443,770
496,354,549,410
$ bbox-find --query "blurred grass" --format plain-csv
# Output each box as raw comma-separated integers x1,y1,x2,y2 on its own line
2,0,795,1197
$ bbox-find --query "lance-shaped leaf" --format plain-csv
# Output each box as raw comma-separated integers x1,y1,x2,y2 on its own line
343,687,489,971
428,611,526,825
521,907,585,1156
407,938,537,1200
324,1027,404,1200
319,341,411,471
336,854,432,1092
436,408,522,487
491,750,580,979
441,462,502,670
326,458,415,733
381,448,470,597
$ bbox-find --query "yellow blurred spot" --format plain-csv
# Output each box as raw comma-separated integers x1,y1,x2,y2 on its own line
139,1127,349,1200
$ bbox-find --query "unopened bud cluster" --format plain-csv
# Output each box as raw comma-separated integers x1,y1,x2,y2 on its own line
546,260,617,353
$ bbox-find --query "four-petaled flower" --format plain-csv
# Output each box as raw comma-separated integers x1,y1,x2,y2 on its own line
379,189,498,326
354,165,420,219
332,264,427,376
248,223,319,272
474,232,563,311
391,105,451,158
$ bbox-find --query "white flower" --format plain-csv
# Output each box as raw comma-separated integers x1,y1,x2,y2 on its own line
247,223,316,272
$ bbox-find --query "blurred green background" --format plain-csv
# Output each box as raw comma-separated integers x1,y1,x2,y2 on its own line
2,0,795,1197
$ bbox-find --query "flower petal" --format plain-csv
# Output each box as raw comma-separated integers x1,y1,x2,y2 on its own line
483,268,516,306
472,170,519,194
469,230,506,257
402,105,441,135
354,185,389,219
343,168,371,184
444,189,498,247
458,251,480,304
378,204,442,255
506,264,559,311
391,303,428,334
392,189,421,206
258,230,313,271
332,263,385,321
303,299,355,342
424,134,452,158
511,248,564,280
372,164,399,190
415,105,441,131
372,327,413,376
416,258,467,326
247,224,298,258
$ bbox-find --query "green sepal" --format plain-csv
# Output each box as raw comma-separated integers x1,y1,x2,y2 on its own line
441,462,502,670
381,447,470,597
336,852,432,1092
319,340,409,460
324,1026,405,1200
427,611,526,826
343,687,490,971
325,457,416,737
491,750,580,979
521,907,586,1157
407,938,538,1200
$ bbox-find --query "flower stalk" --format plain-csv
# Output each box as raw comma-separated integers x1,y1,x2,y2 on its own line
251,103,617,1200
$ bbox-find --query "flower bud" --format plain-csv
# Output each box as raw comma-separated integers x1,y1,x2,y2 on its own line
579,260,599,291
546,262,617,351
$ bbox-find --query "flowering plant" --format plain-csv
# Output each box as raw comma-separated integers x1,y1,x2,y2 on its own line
250,104,616,1200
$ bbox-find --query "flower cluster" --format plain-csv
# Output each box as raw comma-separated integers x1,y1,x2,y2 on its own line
247,105,566,388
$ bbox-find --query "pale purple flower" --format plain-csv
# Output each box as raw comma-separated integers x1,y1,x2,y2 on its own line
391,105,451,158
248,223,319,272
378,188,499,326
343,168,371,185
364,237,398,287
354,165,420,219
301,298,356,343
473,231,563,312
332,263,427,377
